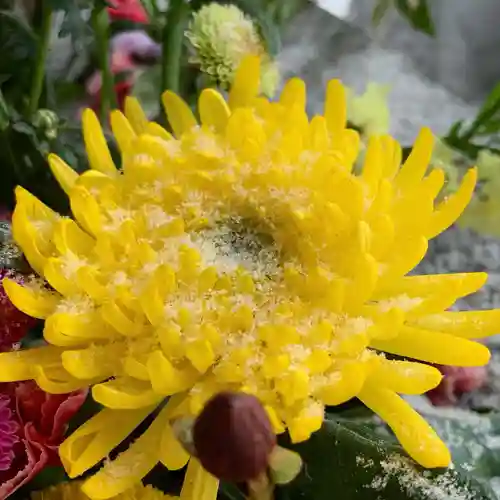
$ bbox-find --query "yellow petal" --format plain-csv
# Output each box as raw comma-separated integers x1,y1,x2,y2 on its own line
100,301,144,337
316,362,366,406
180,459,219,500
0,345,63,381
48,154,78,194
199,88,231,133
81,405,171,499
229,55,261,110
145,121,174,141
110,110,136,153
427,167,477,238
394,127,434,191
369,359,442,394
147,350,199,395
61,343,125,379
124,96,149,135
69,185,102,236
162,91,197,138
82,109,117,175
324,79,346,138
371,325,491,366
159,422,189,470
361,136,382,192
3,278,59,319
359,385,451,468
35,364,98,394
411,310,500,339
59,406,155,478
43,257,81,296
52,218,94,256
280,77,306,110
92,377,162,409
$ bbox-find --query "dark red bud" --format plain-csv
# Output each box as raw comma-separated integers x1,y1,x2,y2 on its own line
193,392,276,482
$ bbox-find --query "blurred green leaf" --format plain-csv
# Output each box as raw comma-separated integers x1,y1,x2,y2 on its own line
395,0,435,36
372,0,392,26
275,414,496,500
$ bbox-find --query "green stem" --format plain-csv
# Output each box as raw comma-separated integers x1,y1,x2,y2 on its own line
461,99,500,143
28,0,53,117
91,4,116,120
161,0,189,95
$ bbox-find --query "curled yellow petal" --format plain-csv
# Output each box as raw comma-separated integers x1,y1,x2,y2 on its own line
147,350,199,395
0,345,63,381
316,362,366,406
359,385,451,468
280,77,306,110
3,278,59,319
59,406,155,478
92,377,162,409
81,405,170,499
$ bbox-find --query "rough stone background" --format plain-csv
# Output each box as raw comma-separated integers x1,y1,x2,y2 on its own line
277,1,500,409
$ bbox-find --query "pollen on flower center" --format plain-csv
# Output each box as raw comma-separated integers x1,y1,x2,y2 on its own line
192,218,280,278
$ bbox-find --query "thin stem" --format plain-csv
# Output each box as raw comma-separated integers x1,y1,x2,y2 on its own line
28,0,52,116
161,0,189,94
461,100,500,143
91,4,117,120
247,474,274,500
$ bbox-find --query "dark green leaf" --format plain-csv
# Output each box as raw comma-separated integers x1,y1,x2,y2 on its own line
395,0,435,36
276,416,495,500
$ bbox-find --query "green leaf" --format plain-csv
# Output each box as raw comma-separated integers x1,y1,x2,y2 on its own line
275,415,496,500
372,0,393,26
395,0,435,36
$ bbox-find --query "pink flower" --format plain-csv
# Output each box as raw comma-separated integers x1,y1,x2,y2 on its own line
0,382,87,498
107,0,149,24
426,365,488,406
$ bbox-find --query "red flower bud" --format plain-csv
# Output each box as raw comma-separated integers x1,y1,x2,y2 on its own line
193,392,276,483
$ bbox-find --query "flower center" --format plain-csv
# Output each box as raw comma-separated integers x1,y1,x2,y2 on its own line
194,217,279,279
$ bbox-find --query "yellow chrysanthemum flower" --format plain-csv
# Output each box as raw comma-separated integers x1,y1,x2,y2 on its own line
185,3,279,97
31,481,174,500
0,55,496,499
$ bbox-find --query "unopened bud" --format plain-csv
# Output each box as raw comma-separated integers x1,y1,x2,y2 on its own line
193,391,276,482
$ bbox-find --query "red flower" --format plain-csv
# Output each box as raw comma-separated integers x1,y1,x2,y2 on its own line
426,365,488,406
0,382,87,498
107,0,149,24
0,270,38,353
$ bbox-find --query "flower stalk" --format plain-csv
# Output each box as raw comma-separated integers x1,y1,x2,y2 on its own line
91,3,117,120
248,474,274,500
28,0,53,117
161,0,189,95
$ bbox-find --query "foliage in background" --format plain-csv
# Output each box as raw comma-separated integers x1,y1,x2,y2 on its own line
373,0,435,36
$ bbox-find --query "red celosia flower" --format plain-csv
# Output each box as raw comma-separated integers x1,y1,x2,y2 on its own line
107,0,149,24
0,382,87,498
426,365,488,406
